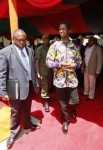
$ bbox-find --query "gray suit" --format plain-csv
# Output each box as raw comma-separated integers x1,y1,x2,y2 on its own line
0,44,38,100
0,44,39,138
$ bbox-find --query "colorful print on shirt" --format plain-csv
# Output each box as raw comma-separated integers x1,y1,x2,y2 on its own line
46,40,82,88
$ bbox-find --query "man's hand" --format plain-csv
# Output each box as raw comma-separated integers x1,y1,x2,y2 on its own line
37,73,42,80
62,63,76,71
2,95,9,101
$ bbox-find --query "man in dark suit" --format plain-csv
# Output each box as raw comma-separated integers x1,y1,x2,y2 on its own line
0,29,39,149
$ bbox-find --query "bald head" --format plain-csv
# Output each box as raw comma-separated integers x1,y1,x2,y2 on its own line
13,29,27,39
13,29,27,48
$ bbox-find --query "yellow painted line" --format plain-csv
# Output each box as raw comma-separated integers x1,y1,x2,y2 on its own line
0,107,11,142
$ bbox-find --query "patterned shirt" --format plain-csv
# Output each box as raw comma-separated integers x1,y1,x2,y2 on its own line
46,40,82,88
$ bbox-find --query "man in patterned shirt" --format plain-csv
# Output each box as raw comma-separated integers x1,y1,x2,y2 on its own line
46,23,82,133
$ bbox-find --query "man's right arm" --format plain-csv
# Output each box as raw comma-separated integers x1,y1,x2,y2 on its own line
46,43,61,69
35,46,42,79
0,52,8,98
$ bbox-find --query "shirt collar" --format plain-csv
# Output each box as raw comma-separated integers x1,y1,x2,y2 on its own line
13,44,25,51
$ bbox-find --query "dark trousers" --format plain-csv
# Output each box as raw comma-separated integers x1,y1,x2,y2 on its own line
56,87,78,122
9,81,34,138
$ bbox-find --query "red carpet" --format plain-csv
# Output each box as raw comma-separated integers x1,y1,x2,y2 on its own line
0,82,103,150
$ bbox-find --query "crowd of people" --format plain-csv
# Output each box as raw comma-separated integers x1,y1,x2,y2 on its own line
0,24,103,149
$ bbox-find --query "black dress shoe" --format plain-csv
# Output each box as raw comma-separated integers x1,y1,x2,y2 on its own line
30,123,40,129
24,122,41,134
87,97,95,101
24,124,41,134
30,123,41,130
7,136,15,149
44,102,50,112
62,122,68,134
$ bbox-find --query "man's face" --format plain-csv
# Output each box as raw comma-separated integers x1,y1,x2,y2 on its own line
59,24,68,38
88,38,95,47
42,35,49,45
13,34,27,49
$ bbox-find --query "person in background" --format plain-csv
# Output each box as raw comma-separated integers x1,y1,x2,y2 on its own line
0,29,40,149
73,38,85,88
35,34,51,112
46,23,82,133
83,37,103,100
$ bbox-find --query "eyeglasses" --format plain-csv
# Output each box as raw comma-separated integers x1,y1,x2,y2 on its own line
15,38,26,42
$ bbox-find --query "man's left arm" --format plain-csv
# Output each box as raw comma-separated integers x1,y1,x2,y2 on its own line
75,49,82,69
30,48,40,93
96,47,103,75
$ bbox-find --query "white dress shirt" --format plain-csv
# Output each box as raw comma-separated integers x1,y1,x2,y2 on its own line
15,45,31,80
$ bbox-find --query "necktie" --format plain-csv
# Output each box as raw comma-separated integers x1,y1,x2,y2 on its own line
21,50,29,68
20,49,31,80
